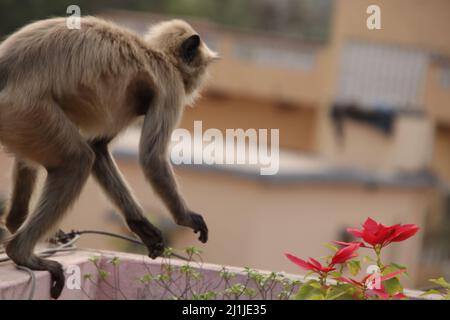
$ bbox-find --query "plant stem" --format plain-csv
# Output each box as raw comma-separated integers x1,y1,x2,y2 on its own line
374,246,384,271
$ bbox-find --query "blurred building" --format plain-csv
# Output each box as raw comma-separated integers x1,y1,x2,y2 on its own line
1,0,449,287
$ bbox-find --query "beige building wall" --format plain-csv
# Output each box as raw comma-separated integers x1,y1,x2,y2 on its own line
318,0,450,169
207,34,328,106
170,168,430,288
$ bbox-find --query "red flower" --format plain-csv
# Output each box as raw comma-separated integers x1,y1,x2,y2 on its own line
345,218,419,248
286,254,335,274
286,243,359,275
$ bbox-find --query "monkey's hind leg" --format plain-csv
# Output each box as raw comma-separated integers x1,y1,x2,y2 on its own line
6,152,94,298
6,159,38,233
2,102,94,299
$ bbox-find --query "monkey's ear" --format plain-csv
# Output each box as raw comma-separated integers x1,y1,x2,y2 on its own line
180,34,201,63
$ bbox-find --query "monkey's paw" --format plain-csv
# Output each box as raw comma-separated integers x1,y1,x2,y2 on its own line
126,218,165,259
140,229,164,259
179,212,208,243
148,240,165,259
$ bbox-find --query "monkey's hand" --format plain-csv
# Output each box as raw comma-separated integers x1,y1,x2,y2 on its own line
177,212,208,243
126,218,165,259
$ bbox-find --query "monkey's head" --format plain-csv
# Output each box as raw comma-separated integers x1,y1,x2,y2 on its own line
145,19,220,102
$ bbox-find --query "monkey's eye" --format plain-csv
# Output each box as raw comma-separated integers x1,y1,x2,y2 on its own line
180,34,201,64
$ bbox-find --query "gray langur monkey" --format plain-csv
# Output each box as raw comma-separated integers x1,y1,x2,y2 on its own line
0,16,219,298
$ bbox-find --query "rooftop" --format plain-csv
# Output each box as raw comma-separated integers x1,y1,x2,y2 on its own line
112,127,440,188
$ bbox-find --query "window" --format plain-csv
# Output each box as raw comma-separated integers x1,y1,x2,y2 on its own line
337,41,429,110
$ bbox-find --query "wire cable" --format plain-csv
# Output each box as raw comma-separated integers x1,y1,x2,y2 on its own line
0,229,189,300
15,266,36,300
59,229,189,260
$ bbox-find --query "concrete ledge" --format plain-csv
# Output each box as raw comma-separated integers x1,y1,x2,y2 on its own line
0,249,438,300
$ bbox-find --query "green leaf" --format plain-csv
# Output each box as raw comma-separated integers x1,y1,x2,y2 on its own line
89,256,100,263
346,260,361,276
362,255,374,263
329,271,342,278
326,284,354,300
185,246,202,256
420,289,442,296
294,281,325,300
309,280,322,289
139,274,154,284
219,269,236,280
390,263,409,276
98,269,110,280
180,264,194,274
244,288,257,298
383,277,403,295
429,277,450,289
109,257,120,266
294,285,315,300
163,247,174,258
323,243,338,252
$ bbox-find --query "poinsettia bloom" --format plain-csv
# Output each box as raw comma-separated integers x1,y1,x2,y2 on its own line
346,218,419,248
330,242,360,265
286,243,359,274
285,254,335,273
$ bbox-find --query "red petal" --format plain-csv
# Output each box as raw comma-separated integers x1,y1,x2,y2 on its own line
381,269,406,281
391,224,419,242
285,253,313,271
308,257,323,269
331,243,360,265
361,231,378,246
363,218,380,233
334,241,369,248
393,293,407,299
375,225,398,246
347,228,363,238
321,266,336,273
336,277,363,287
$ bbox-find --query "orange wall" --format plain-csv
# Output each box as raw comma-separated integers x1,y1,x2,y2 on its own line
180,94,318,152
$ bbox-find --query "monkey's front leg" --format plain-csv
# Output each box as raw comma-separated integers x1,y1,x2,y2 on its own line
90,140,165,258
139,106,208,243
140,155,208,243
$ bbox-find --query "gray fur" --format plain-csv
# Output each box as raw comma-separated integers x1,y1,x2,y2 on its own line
0,16,217,299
